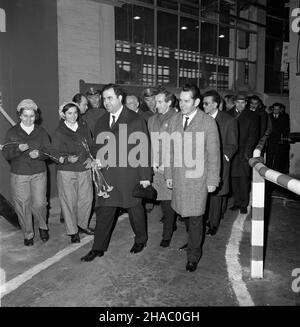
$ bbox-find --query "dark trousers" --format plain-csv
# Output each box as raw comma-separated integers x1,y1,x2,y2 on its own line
231,176,250,209
183,215,204,263
92,204,147,252
160,200,176,241
206,195,226,231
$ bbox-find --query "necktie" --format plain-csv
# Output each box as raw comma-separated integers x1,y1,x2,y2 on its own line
183,116,189,131
110,115,116,129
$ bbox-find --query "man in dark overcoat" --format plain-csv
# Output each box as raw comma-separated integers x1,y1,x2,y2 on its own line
266,102,290,173
228,93,259,214
202,90,238,235
81,84,152,262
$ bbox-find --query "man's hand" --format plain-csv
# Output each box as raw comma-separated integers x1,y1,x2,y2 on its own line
19,143,29,152
140,180,150,188
58,156,65,164
29,150,39,159
67,155,79,163
166,179,173,189
207,185,216,193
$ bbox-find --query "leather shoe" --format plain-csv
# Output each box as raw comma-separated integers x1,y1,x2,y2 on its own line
186,261,198,272
130,242,146,254
230,205,240,211
206,227,217,236
39,228,49,242
160,239,171,248
240,207,247,214
179,243,188,251
81,250,104,262
71,232,80,243
24,238,34,246
78,226,94,235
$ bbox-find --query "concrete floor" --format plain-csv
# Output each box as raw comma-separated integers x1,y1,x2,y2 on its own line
0,193,299,307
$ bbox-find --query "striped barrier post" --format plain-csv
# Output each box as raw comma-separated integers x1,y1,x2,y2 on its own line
249,156,300,278
250,156,265,278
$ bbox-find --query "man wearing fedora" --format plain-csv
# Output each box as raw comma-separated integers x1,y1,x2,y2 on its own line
228,92,259,214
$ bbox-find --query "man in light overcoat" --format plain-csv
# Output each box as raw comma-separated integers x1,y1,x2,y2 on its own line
164,84,220,272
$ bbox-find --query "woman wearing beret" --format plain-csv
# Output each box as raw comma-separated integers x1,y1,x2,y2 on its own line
51,102,94,243
2,99,51,246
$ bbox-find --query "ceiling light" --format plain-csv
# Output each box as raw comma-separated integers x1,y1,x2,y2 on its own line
181,26,188,30
219,34,225,38
133,16,141,20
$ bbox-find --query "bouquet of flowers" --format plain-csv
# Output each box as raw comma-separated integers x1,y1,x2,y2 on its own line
81,138,113,198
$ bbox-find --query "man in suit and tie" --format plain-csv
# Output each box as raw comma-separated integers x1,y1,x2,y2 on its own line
228,92,259,214
164,84,220,272
202,90,238,235
81,84,152,262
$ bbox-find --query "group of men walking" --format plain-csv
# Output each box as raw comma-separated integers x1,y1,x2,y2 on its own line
77,81,267,273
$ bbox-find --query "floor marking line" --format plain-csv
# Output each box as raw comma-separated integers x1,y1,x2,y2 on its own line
0,235,93,299
0,214,129,299
225,211,255,306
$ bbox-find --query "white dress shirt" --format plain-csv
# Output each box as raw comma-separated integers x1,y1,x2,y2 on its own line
110,105,123,127
182,109,198,128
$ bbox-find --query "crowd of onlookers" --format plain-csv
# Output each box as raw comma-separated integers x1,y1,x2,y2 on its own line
1,83,290,272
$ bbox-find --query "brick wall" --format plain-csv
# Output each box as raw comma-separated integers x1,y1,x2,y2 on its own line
57,0,115,104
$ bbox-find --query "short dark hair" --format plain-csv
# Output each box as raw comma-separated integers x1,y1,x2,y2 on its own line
272,102,282,108
170,93,179,109
72,93,87,105
62,102,80,116
180,83,201,100
225,94,235,101
249,95,262,102
202,90,221,107
102,83,125,104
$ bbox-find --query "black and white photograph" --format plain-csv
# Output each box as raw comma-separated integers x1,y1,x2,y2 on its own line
0,0,299,316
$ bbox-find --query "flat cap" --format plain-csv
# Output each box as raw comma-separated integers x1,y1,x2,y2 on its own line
17,99,38,112
235,92,247,101
141,87,157,98
85,87,100,96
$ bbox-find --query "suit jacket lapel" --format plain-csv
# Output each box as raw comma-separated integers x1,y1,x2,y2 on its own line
110,106,128,131
185,109,199,131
